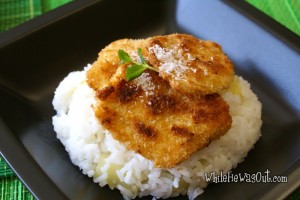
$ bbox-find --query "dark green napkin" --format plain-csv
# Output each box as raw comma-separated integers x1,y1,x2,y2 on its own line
0,156,34,199
0,0,72,31
246,0,300,36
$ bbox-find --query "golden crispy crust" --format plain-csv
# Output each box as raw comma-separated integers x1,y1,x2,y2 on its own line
86,34,232,168
147,34,234,95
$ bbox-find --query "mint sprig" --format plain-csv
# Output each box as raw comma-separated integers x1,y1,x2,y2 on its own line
118,48,158,81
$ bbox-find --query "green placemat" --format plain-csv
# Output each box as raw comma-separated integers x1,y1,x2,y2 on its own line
0,156,35,200
0,0,72,32
246,0,300,36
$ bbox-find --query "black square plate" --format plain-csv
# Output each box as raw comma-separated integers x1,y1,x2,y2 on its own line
1,0,299,199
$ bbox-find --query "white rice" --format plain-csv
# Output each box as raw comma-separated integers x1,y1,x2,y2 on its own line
52,65,262,200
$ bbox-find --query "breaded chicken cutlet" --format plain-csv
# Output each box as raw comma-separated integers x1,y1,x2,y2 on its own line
87,34,234,168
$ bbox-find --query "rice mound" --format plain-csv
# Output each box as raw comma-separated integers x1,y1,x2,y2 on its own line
52,65,262,200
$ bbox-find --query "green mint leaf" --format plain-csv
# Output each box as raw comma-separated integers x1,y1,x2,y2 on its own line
125,64,147,81
137,48,146,64
118,48,158,82
118,49,133,64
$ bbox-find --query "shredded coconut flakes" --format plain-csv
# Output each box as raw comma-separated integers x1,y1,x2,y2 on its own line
134,73,155,96
130,51,143,63
148,44,197,80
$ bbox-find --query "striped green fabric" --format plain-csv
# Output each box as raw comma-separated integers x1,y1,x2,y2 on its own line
1,178,35,200
246,0,300,36
0,0,41,31
0,156,35,200
0,158,13,178
0,0,72,31
41,0,72,12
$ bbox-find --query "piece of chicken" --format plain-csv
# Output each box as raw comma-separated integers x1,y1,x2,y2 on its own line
86,35,232,168
147,34,234,95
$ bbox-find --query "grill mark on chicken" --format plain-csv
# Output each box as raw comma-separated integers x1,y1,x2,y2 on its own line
134,121,157,138
193,94,230,124
117,80,141,103
96,85,114,100
147,94,176,115
171,126,194,139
